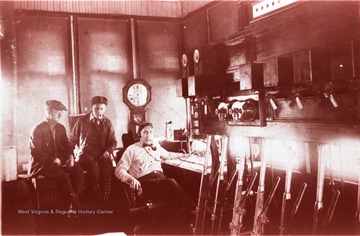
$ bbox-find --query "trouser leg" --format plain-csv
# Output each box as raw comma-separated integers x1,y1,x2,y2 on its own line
139,173,166,201
140,174,195,223
65,163,85,198
159,178,196,211
99,158,114,201
78,155,101,200
139,173,195,211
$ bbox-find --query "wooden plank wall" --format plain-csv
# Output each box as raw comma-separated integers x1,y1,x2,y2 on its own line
13,0,183,17
13,0,214,18
181,0,211,16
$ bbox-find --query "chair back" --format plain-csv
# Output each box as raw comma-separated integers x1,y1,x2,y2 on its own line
122,131,135,148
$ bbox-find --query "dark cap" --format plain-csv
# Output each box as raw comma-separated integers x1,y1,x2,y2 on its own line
91,96,108,106
138,122,153,134
45,100,67,111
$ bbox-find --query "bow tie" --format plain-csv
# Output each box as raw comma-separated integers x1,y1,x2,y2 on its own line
143,143,157,151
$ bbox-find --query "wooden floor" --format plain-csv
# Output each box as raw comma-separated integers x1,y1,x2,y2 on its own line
3,177,360,235
2,179,194,235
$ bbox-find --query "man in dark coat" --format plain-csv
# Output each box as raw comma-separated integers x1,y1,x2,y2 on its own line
70,96,117,204
28,100,84,208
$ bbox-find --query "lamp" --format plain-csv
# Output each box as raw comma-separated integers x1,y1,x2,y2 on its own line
269,97,277,110
324,92,339,108
295,95,304,110
329,94,338,108
265,88,280,110
0,18,4,40
266,95,278,110
323,84,338,108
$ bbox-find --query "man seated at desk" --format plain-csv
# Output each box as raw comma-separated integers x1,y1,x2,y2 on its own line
115,122,195,220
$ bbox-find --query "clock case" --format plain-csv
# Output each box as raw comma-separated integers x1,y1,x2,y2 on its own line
123,79,152,125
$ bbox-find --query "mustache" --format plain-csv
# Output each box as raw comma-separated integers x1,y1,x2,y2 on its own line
143,139,153,143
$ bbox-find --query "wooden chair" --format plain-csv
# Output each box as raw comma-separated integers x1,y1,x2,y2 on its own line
18,174,70,210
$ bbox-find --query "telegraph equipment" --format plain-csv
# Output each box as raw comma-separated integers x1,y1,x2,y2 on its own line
242,98,258,121
215,102,229,121
228,100,244,122
227,99,258,122
226,94,265,126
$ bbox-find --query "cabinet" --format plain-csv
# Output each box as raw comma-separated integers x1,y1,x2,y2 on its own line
293,50,312,84
194,47,217,75
237,63,264,90
263,56,293,88
208,1,239,43
182,11,208,51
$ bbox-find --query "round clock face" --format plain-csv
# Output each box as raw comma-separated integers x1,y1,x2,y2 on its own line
127,83,148,107
123,79,151,110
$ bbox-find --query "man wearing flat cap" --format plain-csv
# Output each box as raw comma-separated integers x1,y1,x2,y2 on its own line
28,100,84,209
70,96,117,205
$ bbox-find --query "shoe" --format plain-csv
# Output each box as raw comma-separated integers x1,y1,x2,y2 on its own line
67,204,80,218
70,193,83,210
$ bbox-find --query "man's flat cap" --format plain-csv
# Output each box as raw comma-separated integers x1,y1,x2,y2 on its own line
46,100,68,111
91,96,108,106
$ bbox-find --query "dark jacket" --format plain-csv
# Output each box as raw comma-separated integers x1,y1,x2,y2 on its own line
28,120,73,176
70,113,117,158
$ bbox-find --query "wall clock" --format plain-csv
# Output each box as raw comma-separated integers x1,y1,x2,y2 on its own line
123,79,152,110
123,79,152,125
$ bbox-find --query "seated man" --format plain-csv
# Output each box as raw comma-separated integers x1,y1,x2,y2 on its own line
28,100,84,209
70,96,117,204
115,122,195,220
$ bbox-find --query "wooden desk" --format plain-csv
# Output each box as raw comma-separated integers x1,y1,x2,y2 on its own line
163,155,208,173
164,156,261,174
159,140,189,152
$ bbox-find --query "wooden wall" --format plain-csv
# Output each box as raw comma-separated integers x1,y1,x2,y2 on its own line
9,10,185,168
13,0,214,18
14,0,183,18
15,15,71,162
254,1,359,61
137,20,186,131
77,17,131,139
3,0,216,171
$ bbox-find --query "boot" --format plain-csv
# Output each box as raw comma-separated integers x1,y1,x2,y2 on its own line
67,193,83,218
102,178,112,201
69,193,82,210
93,184,102,201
